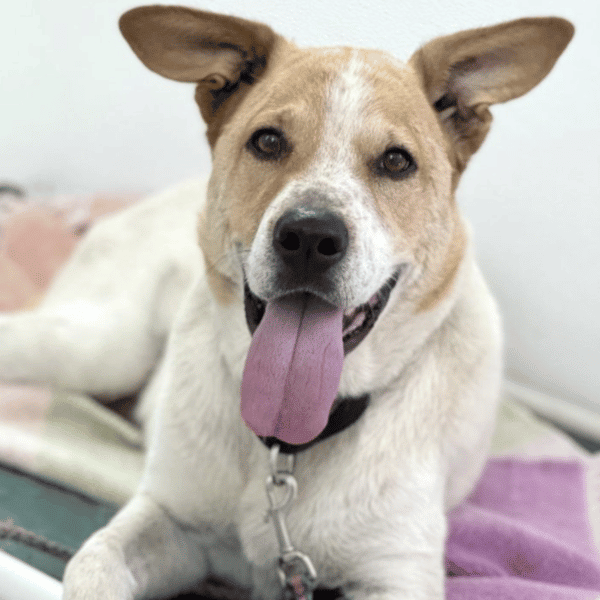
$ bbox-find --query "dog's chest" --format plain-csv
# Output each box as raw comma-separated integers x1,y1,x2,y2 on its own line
234,427,429,588
236,453,353,588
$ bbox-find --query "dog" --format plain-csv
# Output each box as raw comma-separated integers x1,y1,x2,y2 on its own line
0,7,573,599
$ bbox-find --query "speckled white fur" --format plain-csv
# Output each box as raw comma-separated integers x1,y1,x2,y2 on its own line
247,55,396,309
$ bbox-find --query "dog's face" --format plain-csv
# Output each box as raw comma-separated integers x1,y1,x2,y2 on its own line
120,7,572,318
206,46,463,361
218,47,455,307
120,8,572,443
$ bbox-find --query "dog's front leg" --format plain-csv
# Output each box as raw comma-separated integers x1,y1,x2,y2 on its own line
62,493,209,600
0,307,162,398
342,514,447,600
344,551,446,600
308,455,448,600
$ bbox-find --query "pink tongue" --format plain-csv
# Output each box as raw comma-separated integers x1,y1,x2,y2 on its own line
241,294,344,445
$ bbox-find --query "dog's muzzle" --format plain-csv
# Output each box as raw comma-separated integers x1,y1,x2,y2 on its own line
245,206,400,353
240,207,400,445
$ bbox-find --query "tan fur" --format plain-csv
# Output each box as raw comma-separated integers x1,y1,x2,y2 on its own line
418,218,467,312
410,17,574,175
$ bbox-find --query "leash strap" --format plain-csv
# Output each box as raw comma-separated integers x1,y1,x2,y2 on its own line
265,445,317,600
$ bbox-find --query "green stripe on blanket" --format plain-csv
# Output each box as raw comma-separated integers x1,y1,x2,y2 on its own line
0,460,118,580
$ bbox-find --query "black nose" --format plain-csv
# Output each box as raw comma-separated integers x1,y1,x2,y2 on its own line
273,208,349,275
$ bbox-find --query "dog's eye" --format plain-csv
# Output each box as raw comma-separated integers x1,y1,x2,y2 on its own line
248,128,288,160
377,147,416,179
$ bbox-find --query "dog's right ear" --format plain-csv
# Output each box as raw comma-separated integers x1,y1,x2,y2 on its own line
119,6,279,145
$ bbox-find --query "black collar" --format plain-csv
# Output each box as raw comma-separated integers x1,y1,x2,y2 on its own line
258,394,370,454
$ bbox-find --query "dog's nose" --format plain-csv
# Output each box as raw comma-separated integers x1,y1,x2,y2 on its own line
273,208,349,274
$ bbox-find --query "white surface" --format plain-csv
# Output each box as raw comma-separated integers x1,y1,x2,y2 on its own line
0,550,62,600
1,0,598,412
505,380,600,443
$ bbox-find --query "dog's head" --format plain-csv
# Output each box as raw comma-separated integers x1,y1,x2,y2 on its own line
120,8,572,444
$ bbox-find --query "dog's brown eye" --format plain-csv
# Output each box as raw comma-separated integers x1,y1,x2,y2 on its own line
248,128,287,160
377,147,416,179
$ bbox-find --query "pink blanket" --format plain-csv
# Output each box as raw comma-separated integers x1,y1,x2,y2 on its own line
0,191,139,310
447,458,600,599
1,191,600,598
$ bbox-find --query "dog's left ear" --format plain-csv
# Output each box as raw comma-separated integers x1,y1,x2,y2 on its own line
410,17,574,174
119,6,279,145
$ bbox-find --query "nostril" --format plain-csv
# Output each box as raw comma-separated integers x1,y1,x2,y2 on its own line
317,237,340,257
279,231,301,252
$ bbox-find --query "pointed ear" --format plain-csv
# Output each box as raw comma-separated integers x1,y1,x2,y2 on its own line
119,6,280,145
410,17,574,173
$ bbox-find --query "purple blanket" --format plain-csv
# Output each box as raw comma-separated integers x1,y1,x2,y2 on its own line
446,458,600,599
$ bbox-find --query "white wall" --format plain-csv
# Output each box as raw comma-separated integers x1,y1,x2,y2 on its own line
2,0,599,411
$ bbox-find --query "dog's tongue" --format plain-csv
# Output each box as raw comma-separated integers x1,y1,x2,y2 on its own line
241,294,344,445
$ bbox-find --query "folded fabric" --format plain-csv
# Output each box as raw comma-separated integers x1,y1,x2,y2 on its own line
0,191,139,310
447,578,600,600
446,458,600,599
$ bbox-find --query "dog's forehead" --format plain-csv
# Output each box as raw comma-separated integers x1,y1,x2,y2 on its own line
272,46,416,97
249,46,437,160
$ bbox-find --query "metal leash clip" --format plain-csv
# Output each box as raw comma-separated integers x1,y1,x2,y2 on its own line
265,445,317,600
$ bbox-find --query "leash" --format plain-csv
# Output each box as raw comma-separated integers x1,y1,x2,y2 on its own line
265,445,317,600
262,395,370,599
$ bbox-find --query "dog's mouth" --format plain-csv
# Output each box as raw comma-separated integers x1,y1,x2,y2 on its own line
244,270,401,355
240,271,401,445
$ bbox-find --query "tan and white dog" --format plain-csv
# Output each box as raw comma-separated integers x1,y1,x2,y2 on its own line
0,7,573,600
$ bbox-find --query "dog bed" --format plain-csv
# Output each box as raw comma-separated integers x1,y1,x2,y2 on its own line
1,190,600,599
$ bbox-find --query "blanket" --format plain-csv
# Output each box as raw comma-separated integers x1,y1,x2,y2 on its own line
1,192,600,599
446,456,600,599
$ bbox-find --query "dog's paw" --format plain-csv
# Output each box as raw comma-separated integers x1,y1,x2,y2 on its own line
62,543,134,600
